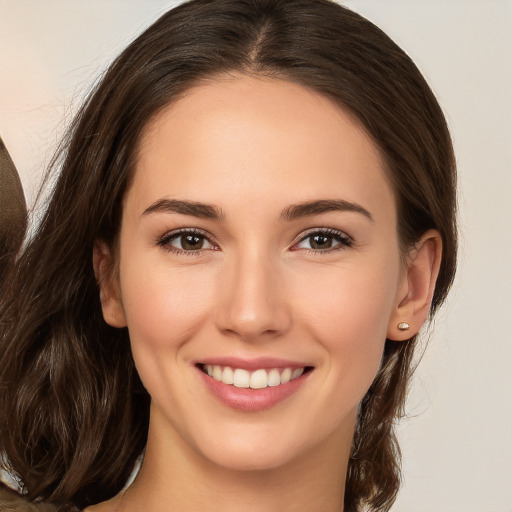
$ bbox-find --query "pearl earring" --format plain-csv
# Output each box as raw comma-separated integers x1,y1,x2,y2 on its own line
397,322,410,331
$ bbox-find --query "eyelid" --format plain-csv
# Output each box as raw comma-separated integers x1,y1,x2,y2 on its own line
290,227,353,253
156,227,219,254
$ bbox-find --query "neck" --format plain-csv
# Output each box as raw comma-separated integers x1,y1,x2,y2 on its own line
121,406,354,512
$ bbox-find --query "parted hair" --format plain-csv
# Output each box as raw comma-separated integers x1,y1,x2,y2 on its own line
0,1,457,510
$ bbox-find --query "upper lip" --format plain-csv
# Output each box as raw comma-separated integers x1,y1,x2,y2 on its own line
196,356,311,371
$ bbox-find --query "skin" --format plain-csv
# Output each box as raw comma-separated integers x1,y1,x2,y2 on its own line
89,75,441,512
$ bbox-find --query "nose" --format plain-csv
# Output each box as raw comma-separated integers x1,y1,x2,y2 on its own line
214,251,292,342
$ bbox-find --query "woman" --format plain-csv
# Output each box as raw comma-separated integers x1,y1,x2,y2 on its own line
0,0,457,511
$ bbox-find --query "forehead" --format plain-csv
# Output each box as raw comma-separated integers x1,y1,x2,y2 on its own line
130,74,395,223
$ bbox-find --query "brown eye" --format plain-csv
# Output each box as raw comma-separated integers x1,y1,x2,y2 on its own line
294,229,352,252
158,229,215,253
179,234,205,251
309,234,334,249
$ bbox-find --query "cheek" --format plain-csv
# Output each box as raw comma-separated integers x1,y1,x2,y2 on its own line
294,257,400,394
117,254,219,414
119,255,215,352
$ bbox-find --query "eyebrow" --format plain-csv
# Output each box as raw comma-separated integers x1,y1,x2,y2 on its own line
142,198,373,222
142,199,225,220
281,199,373,222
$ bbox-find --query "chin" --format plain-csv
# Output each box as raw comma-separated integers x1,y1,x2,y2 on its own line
199,441,300,473
188,418,327,474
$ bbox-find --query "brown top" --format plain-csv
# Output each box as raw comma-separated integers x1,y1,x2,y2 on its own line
0,136,27,283
0,484,57,512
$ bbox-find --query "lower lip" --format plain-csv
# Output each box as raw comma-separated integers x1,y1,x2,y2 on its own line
196,367,311,412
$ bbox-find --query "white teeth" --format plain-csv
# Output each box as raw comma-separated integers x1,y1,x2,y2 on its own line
250,369,268,389
203,365,307,389
233,369,250,388
280,368,292,384
221,366,234,385
213,365,222,381
267,368,281,387
291,368,304,379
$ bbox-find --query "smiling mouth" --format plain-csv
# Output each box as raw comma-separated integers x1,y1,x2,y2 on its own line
198,364,313,389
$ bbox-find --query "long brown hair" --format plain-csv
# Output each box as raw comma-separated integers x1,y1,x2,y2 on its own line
0,1,457,510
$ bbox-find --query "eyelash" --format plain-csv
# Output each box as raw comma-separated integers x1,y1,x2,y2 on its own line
157,228,217,256
292,228,353,254
156,227,353,256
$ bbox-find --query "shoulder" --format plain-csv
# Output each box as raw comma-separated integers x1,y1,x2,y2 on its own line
0,483,58,512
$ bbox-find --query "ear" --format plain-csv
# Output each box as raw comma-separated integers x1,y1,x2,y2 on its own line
387,229,442,341
93,240,127,328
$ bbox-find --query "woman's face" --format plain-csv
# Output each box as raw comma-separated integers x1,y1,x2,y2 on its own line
107,75,407,471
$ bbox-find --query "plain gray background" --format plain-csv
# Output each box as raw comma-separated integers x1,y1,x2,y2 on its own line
0,1,511,510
